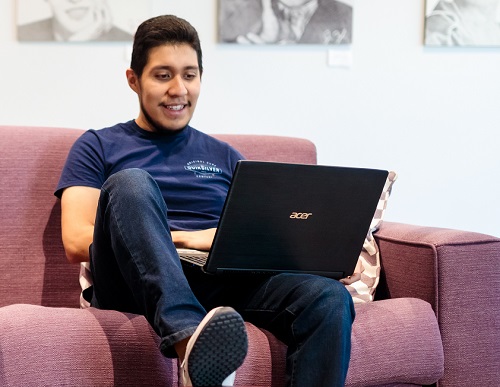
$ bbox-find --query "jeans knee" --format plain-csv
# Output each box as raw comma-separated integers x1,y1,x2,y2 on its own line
102,168,164,209
105,168,155,194
105,168,152,188
304,276,354,319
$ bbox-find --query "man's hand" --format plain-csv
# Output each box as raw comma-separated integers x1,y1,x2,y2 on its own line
171,228,217,252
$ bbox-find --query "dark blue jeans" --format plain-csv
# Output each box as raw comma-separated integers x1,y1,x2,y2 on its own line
90,168,355,386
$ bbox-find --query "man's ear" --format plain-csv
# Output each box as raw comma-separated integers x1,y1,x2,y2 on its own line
126,68,140,93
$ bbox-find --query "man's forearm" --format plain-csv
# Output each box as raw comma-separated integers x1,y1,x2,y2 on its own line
171,228,217,252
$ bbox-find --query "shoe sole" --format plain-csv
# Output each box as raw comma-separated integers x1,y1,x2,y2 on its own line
188,307,248,387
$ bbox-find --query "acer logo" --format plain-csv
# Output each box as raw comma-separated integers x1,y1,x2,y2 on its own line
290,212,313,219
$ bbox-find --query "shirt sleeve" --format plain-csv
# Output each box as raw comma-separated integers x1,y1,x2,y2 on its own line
54,130,106,198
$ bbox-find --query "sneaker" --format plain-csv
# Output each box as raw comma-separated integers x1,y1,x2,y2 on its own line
181,306,248,387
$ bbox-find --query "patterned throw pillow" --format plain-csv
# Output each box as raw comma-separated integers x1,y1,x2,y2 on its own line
340,171,397,303
79,262,92,308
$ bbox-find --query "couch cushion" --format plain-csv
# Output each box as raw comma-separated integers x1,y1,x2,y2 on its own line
0,304,176,386
347,298,443,386
0,126,82,307
0,298,443,387
0,304,276,387
213,134,317,165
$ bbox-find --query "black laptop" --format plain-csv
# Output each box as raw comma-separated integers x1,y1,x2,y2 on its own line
178,161,388,279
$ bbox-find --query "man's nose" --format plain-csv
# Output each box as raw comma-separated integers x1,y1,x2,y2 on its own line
168,75,188,96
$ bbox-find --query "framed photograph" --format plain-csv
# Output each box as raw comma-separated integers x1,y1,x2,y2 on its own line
16,0,152,42
424,0,500,47
218,0,353,45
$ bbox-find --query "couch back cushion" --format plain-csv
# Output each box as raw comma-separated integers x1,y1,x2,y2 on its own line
213,134,317,164
0,126,83,307
0,126,317,308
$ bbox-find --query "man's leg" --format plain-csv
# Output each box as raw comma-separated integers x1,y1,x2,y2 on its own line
247,274,354,387
90,168,247,386
188,272,355,387
90,168,207,356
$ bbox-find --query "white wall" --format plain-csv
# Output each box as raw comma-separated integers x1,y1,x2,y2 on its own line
1,0,498,237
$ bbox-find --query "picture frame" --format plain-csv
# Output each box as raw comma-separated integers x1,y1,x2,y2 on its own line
16,0,151,42
218,0,353,45
424,0,500,47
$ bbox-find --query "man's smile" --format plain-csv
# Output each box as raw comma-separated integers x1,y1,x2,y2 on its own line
163,103,189,111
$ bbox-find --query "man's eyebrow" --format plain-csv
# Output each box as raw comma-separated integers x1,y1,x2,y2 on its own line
151,65,199,72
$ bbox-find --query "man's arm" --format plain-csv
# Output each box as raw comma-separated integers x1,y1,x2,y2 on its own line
60,186,101,263
61,185,217,261
171,228,216,252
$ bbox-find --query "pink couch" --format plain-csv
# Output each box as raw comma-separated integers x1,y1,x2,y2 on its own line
0,125,498,386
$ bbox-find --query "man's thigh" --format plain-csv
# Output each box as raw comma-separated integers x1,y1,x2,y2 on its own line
184,269,347,342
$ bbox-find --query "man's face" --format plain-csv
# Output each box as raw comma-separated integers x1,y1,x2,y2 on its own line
47,0,100,33
128,44,201,134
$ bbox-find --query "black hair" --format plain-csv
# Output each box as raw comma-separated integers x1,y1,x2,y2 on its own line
130,15,203,78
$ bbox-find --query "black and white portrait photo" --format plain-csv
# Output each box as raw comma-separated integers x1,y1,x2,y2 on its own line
17,0,151,42
218,0,353,45
425,0,500,46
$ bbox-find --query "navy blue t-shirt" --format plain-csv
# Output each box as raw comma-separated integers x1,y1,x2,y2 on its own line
55,120,245,231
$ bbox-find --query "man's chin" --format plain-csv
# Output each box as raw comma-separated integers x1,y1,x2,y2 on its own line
138,102,193,134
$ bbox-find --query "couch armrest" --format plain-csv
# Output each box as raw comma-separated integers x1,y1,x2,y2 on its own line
374,221,500,387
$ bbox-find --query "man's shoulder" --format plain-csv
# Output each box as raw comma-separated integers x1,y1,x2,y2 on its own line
189,127,228,146
189,127,239,150
71,121,135,154
188,127,245,160
83,121,135,139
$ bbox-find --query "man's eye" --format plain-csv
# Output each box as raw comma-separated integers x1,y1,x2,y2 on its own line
184,73,197,80
156,73,171,80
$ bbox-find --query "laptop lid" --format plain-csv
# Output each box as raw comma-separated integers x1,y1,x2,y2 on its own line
203,161,388,279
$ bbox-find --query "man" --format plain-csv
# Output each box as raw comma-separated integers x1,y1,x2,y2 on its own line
56,15,355,387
